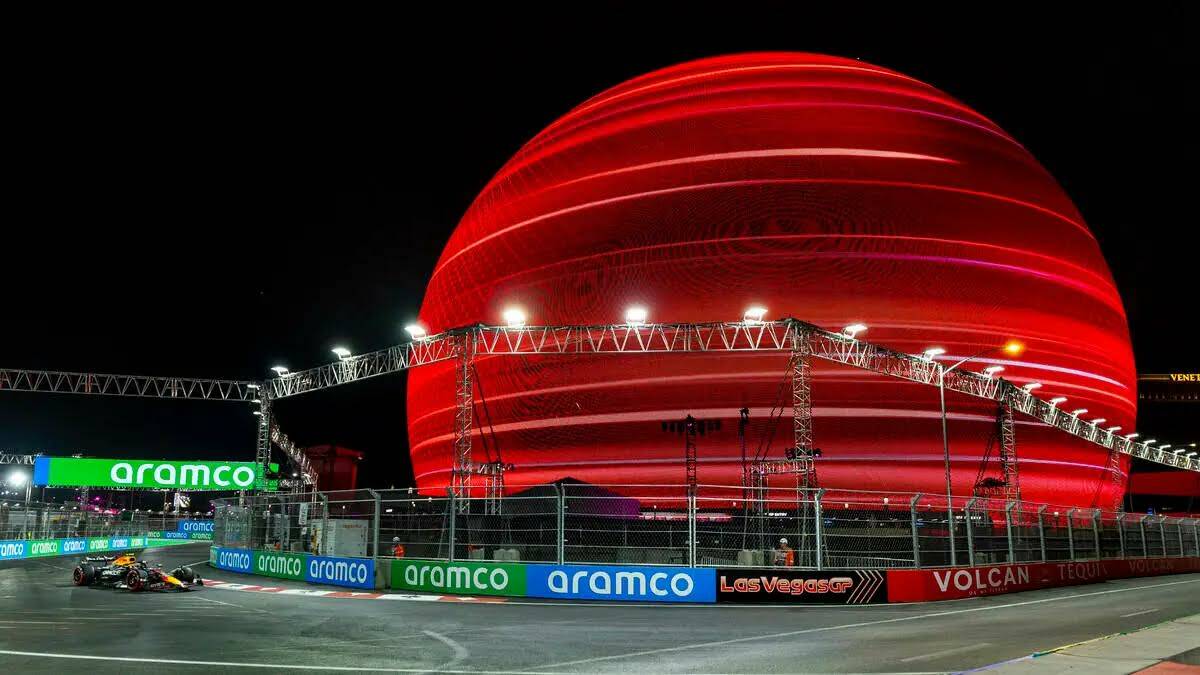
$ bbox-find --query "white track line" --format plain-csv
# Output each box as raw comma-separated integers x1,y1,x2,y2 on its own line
0,650,565,674
900,642,992,662
525,577,1200,671
1119,608,1160,618
424,630,470,672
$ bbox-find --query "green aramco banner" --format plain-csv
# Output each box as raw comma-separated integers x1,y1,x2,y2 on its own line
34,457,277,491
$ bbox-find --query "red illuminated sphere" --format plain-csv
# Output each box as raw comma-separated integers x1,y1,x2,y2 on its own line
408,53,1134,509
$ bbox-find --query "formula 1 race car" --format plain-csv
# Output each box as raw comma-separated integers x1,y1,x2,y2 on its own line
72,553,203,591
123,562,204,592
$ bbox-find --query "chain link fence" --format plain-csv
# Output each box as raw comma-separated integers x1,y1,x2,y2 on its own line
210,484,1200,569
0,499,197,540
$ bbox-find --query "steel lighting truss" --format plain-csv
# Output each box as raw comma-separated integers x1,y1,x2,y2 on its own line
265,319,1195,475
4,318,1196,497
0,453,39,465
0,368,260,400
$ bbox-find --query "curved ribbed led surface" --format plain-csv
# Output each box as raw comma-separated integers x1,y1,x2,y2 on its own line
408,52,1134,509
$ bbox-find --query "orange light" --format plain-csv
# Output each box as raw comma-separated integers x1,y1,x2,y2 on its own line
1003,340,1025,356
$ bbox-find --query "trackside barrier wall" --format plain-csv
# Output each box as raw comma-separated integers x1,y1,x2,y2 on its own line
208,546,376,590
210,549,1200,602
886,557,1200,602
0,535,193,562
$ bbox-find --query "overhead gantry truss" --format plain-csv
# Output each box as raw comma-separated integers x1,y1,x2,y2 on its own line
3,319,1196,488
0,367,260,401
261,319,1194,470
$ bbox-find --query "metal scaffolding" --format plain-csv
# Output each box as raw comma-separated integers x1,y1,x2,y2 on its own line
450,333,476,505
790,329,817,489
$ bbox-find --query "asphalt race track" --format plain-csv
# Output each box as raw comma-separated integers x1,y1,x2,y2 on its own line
1,543,1198,673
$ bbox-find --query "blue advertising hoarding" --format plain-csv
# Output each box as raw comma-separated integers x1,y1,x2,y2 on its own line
178,520,214,534
526,564,715,603
0,540,28,560
210,546,253,573
306,555,375,590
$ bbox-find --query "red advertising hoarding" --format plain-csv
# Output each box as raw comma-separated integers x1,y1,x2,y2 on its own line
887,557,1200,602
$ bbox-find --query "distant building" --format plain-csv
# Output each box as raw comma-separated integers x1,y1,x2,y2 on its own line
304,445,364,492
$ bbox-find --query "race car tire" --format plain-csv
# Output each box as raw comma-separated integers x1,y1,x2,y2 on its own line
73,564,95,586
171,566,196,583
126,568,146,592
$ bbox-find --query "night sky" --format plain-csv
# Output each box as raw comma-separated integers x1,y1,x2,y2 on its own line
2,6,1195,493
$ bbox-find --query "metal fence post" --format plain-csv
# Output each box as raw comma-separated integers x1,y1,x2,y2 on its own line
447,488,456,563
555,483,565,565
964,497,977,566
1158,517,1167,557
1005,501,1016,563
367,489,381,559
1178,519,1185,557
1066,508,1076,561
814,488,825,571
319,493,330,557
1193,519,1199,557
1117,513,1126,558
910,493,921,568
1037,505,1047,561
691,485,700,564
1139,515,1148,558
1092,509,1101,559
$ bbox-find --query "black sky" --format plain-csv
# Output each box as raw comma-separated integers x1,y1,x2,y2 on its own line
2,5,1196,489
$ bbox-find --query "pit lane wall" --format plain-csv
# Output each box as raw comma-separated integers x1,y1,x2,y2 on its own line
0,535,195,561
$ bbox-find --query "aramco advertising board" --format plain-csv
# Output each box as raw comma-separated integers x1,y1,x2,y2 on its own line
33,457,278,491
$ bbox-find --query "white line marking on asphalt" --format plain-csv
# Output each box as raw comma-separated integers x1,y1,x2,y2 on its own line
0,650,563,673
191,595,244,609
525,577,1200,671
0,620,71,625
900,642,992,662
423,630,470,672
1119,608,1159,618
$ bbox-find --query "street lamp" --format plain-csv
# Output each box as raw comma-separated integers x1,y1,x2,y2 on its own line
1071,408,1088,416
1090,418,1107,426
983,366,1005,378
1125,433,1140,439
1022,382,1042,391
1049,396,1067,405
931,339,1024,565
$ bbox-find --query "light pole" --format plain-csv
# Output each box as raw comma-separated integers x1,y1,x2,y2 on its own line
933,340,1024,565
